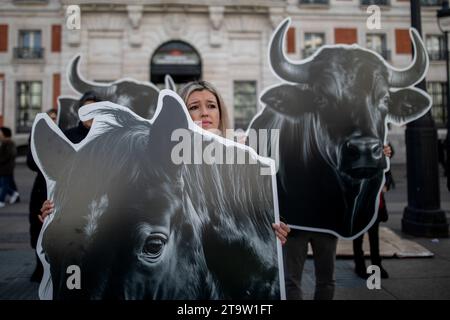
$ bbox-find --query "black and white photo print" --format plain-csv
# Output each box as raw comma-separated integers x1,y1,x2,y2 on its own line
248,18,432,239
32,89,285,300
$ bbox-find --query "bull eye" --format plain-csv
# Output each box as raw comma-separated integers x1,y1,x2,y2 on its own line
380,94,390,110
141,234,167,261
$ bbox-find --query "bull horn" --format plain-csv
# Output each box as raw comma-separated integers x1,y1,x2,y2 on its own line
165,75,176,92
68,55,108,94
388,29,428,88
270,18,311,83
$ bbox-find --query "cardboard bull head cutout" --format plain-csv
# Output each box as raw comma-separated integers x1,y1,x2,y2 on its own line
57,55,177,131
249,18,431,239
32,90,285,300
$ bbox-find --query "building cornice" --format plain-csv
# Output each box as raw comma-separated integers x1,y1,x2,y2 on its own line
60,0,284,14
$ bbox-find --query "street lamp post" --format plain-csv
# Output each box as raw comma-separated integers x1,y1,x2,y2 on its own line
401,0,449,237
437,0,450,192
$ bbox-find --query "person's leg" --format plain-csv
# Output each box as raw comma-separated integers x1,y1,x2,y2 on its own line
368,222,389,278
310,232,338,300
368,222,380,266
30,252,43,282
6,175,19,203
10,174,18,192
353,233,367,278
0,176,8,205
283,230,310,300
6,175,15,195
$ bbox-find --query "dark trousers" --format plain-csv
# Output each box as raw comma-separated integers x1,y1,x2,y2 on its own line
284,230,337,300
353,221,381,267
0,175,15,202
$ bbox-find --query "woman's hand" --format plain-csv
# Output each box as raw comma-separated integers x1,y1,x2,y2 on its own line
272,222,291,245
39,199,54,223
383,145,392,158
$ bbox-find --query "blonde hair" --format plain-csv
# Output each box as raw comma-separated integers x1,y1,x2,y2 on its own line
179,80,230,134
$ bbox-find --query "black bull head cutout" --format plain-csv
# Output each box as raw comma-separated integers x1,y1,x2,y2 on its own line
32,90,284,300
248,18,431,239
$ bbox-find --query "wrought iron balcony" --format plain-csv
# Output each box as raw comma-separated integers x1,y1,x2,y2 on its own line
13,47,44,60
360,0,390,6
421,0,443,6
299,0,329,5
13,0,48,4
377,49,391,61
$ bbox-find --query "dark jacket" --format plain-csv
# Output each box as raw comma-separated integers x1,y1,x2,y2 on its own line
0,139,17,176
64,121,90,144
377,143,395,223
27,136,47,248
27,121,90,248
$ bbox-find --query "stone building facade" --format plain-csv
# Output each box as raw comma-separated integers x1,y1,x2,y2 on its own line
0,0,447,162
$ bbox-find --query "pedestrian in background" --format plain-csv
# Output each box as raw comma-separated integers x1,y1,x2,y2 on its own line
0,127,19,207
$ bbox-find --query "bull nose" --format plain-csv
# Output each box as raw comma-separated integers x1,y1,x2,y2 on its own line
345,137,383,161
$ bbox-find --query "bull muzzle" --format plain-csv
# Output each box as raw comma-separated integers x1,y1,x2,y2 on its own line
340,137,385,179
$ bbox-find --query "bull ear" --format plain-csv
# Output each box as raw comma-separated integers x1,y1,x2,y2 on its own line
261,84,314,116
31,116,76,181
152,90,189,134
387,88,431,125
164,75,177,92
149,90,190,166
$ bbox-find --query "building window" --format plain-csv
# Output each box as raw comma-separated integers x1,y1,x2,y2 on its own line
426,35,446,61
14,30,44,59
233,81,257,130
366,33,390,60
303,33,325,58
427,82,447,128
16,81,42,133
150,41,201,85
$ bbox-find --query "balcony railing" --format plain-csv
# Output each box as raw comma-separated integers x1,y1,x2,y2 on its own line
360,48,391,60
299,0,329,5
13,0,48,4
13,47,44,60
375,49,391,60
428,50,446,61
302,47,392,60
360,0,390,6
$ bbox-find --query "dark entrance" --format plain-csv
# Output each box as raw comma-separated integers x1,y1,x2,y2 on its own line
150,41,201,86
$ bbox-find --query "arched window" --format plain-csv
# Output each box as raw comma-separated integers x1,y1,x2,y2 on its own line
150,41,201,86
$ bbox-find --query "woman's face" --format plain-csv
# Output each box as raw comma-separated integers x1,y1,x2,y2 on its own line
48,112,57,123
186,90,220,131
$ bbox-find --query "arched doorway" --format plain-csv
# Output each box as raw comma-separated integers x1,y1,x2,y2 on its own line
150,41,201,87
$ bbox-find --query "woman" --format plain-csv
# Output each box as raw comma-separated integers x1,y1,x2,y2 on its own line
40,81,290,244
